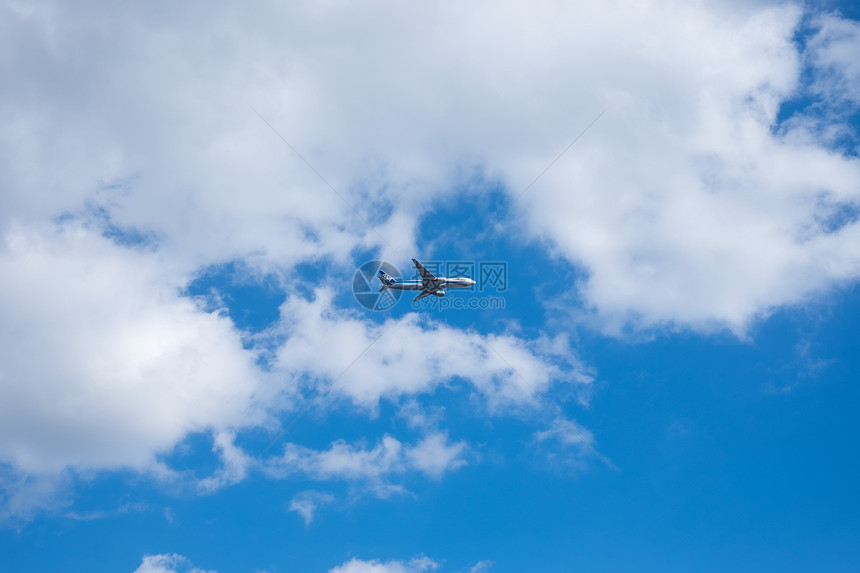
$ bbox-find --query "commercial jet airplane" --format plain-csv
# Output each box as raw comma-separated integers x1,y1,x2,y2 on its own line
379,259,476,302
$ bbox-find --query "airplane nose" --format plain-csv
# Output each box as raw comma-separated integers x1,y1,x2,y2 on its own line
469,279,476,286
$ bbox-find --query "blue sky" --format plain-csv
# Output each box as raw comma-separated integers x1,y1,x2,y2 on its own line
2,1,860,572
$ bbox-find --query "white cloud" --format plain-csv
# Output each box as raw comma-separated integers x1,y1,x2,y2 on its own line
133,554,213,573
807,14,860,107
196,431,254,494
288,490,335,525
3,0,860,521
396,399,445,431
2,1,858,337
0,225,582,517
0,466,70,524
329,556,438,573
467,561,494,573
64,500,147,521
273,288,592,411
533,419,607,469
406,433,468,479
283,435,405,481
0,225,264,474
534,419,595,449
511,4,860,334
266,432,466,496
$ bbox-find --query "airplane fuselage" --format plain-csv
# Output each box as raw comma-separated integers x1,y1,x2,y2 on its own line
384,277,474,291
378,259,476,302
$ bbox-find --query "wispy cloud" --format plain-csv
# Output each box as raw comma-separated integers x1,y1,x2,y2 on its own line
288,490,335,525
64,501,147,521
329,556,438,573
467,561,494,573
133,554,214,573
272,288,593,411
265,432,467,495
197,431,254,494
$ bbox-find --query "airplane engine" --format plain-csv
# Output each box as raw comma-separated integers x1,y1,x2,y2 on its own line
433,290,446,297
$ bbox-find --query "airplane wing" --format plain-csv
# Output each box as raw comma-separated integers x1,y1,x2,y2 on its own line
412,259,437,282
413,290,434,302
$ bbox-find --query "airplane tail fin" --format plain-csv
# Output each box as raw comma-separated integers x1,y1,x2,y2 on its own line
378,270,396,289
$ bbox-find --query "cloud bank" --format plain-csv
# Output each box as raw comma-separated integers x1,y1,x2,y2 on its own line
2,0,860,521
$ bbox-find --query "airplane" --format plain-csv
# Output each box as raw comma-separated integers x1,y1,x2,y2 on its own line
378,259,476,302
